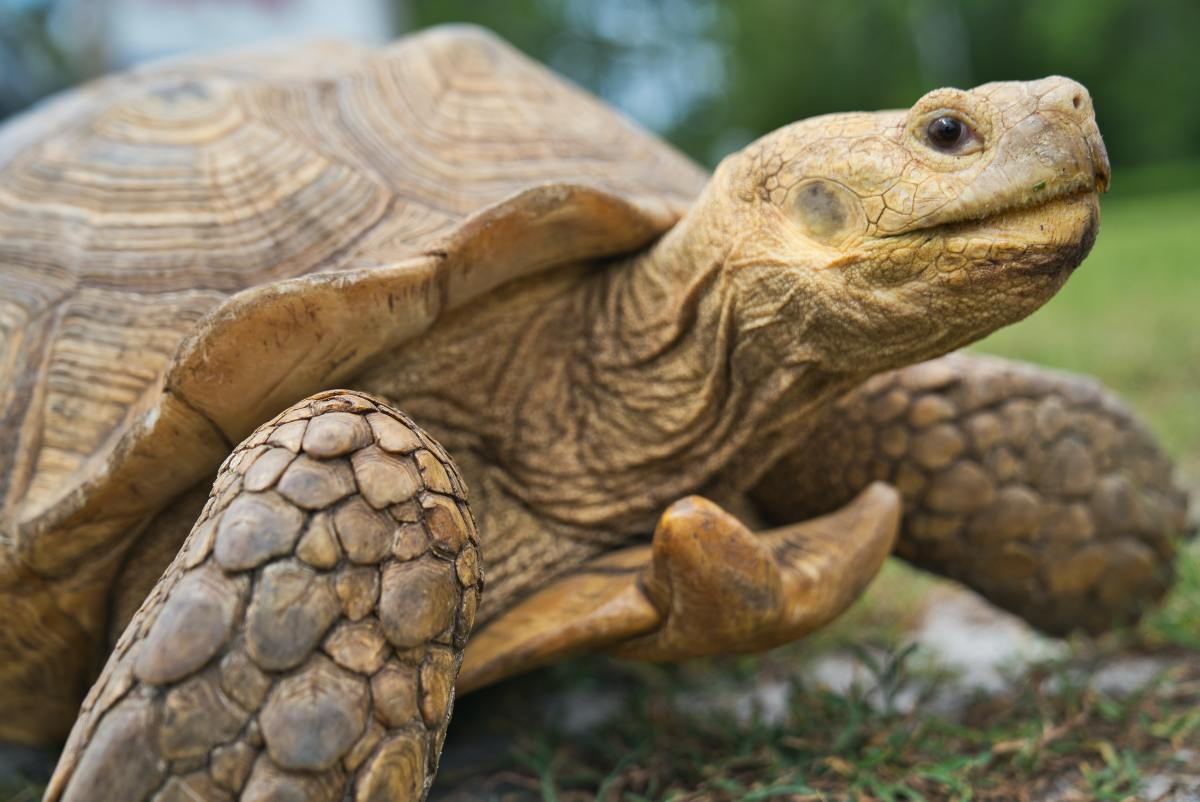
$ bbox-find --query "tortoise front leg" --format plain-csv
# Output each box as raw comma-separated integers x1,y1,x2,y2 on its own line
45,391,481,802
752,353,1190,634
459,483,898,690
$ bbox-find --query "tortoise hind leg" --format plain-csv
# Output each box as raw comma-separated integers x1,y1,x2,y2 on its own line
45,391,481,802
752,353,1190,634
459,483,899,690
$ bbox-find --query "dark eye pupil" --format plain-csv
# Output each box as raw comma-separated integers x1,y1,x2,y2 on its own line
928,116,964,149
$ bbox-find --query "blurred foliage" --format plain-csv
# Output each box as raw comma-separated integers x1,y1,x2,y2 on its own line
0,0,84,120
2,0,1198,176
408,0,1200,175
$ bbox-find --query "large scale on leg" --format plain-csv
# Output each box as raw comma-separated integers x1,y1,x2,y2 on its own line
47,392,482,801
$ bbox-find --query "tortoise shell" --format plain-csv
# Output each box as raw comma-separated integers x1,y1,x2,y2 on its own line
0,25,704,572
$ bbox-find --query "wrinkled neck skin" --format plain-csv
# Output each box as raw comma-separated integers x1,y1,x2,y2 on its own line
375,158,1061,542
577,198,855,515
576,91,1100,511
361,76,1103,609
577,185,977,520
366,204,850,539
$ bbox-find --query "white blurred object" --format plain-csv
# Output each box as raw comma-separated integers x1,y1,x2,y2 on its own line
99,0,399,67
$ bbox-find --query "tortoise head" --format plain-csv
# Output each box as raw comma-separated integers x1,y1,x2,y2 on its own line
698,76,1109,373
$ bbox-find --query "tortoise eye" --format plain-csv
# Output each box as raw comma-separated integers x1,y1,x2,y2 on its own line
926,115,972,151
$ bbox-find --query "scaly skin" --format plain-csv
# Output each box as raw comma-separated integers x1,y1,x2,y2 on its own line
753,353,1189,634
46,391,481,801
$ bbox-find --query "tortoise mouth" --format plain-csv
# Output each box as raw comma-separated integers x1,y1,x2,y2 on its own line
888,188,1100,266
893,180,1101,241
945,189,1097,247
860,190,1100,283
1005,192,1099,276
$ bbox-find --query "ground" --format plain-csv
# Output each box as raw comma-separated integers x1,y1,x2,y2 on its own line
2,181,1197,802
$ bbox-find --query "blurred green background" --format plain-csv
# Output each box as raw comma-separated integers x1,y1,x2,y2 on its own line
5,0,1200,172
412,0,1200,174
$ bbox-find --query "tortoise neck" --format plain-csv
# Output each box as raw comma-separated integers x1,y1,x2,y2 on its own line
578,210,856,499
592,209,728,364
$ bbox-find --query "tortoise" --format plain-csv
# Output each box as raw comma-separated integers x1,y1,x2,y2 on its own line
0,23,1187,801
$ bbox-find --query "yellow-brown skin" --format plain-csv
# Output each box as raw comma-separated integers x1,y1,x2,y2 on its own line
359,76,1109,620
7,45,1184,800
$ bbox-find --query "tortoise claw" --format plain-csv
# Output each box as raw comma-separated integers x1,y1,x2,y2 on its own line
458,483,900,687
615,482,901,660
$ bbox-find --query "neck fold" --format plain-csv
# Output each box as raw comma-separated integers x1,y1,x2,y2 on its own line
575,208,856,505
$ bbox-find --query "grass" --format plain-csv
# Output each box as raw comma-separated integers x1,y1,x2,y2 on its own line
426,180,1200,801
469,658,1195,801
431,545,1200,802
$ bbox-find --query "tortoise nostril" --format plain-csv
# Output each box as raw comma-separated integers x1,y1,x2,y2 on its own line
1072,94,1082,109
